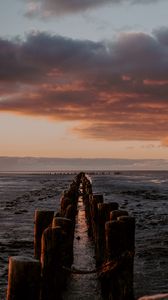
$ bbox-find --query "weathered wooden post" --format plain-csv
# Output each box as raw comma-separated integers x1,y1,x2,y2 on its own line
60,182,79,218
82,176,92,198
80,175,93,237
84,193,92,237
41,226,66,300
34,210,54,259
7,256,41,300
65,203,77,223
118,215,135,299
110,209,128,221
89,194,104,240
52,216,74,266
102,216,135,300
60,193,73,217
96,202,119,266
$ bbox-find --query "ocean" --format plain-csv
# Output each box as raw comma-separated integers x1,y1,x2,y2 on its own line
0,171,168,299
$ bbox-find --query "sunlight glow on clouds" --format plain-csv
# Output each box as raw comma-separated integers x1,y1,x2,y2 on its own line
0,0,168,161
162,137,168,147
0,113,167,158
0,29,168,144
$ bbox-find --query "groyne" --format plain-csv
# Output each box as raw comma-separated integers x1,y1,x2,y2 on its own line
5,172,168,300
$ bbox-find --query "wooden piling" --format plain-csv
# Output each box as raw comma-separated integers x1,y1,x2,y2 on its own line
60,194,72,217
83,193,92,237
82,177,92,197
118,215,135,255
110,209,128,221
52,216,74,266
7,256,41,300
103,216,135,300
41,226,66,300
34,210,54,260
96,202,119,266
78,176,92,237
65,203,77,222
52,216,73,235
89,194,104,240
98,202,119,222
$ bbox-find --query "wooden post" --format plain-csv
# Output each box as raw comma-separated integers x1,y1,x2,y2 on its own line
65,203,77,223
96,202,119,266
52,217,73,236
52,217,74,266
89,194,104,240
103,216,135,300
98,202,119,222
60,194,72,217
41,226,66,300
83,193,92,237
82,177,92,198
110,210,128,221
80,175,92,237
34,210,54,260
7,256,41,300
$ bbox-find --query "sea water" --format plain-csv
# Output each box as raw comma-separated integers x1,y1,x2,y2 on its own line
0,171,168,299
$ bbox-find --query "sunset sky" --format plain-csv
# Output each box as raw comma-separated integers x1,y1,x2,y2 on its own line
0,0,168,159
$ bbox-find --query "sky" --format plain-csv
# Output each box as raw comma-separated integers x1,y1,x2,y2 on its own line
0,0,168,160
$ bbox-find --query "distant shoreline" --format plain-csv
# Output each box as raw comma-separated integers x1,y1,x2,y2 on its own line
0,157,168,172
0,170,168,175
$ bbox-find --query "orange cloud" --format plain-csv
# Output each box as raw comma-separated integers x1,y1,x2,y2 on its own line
162,137,168,147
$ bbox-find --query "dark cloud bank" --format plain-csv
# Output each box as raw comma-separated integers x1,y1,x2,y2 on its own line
0,28,168,143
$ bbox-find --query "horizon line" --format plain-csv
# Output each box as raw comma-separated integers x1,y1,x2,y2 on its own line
0,156,167,161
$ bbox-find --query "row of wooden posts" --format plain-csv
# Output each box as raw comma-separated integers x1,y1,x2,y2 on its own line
82,175,135,300
6,172,135,300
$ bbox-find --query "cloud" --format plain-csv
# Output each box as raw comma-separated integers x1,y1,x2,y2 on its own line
24,0,164,18
161,137,168,147
0,29,168,142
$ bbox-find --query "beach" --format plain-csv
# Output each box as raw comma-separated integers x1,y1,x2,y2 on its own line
0,171,168,299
